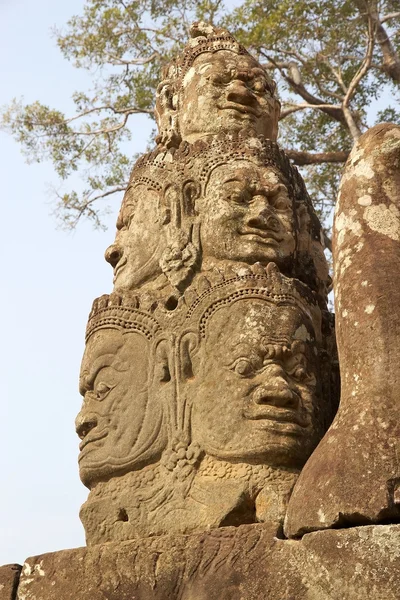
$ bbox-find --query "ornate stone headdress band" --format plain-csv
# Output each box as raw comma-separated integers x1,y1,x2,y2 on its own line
122,148,183,196
85,293,161,342
184,262,322,340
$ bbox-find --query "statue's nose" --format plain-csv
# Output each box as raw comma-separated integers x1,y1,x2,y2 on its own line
226,80,257,107
246,203,281,232
104,243,122,268
75,412,98,440
252,365,299,409
253,382,299,409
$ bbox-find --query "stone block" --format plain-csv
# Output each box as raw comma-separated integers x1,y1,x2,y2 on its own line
16,524,400,600
0,564,21,600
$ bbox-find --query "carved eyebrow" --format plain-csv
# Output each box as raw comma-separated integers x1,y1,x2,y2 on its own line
222,177,244,185
80,354,118,395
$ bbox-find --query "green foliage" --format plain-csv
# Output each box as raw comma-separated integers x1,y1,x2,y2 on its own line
1,0,399,233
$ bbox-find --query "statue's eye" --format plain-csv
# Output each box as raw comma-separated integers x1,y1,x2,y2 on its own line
211,69,233,84
269,187,291,211
228,190,251,205
232,358,254,378
292,366,308,382
286,354,315,385
249,77,267,93
94,381,113,401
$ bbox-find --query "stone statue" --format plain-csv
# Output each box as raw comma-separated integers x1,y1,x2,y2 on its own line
76,294,168,489
78,264,334,544
105,133,330,305
76,21,336,546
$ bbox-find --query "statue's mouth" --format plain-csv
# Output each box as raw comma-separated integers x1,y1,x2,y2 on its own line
245,406,309,429
217,102,261,117
239,228,283,243
244,387,309,428
113,256,128,281
79,429,108,454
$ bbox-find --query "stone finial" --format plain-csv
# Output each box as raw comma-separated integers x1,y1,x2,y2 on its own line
284,123,400,537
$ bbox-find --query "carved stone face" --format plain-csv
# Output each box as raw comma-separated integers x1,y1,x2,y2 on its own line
178,51,279,143
197,160,296,268
190,299,320,467
76,329,166,487
105,184,164,291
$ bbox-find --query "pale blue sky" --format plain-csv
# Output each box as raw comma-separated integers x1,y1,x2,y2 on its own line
0,0,152,565
0,0,395,567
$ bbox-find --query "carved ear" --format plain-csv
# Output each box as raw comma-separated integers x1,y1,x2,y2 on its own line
162,183,181,228
182,180,201,217
153,338,173,384
180,332,199,380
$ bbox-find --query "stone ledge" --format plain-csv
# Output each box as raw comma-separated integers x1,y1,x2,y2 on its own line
15,524,400,600
0,564,22,600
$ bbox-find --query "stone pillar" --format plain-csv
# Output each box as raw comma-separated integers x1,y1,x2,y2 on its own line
285,123,400,537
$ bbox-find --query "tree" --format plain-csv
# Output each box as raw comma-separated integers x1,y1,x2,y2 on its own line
2,0,399,242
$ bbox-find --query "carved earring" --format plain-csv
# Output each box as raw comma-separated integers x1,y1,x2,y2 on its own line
155,81,181,149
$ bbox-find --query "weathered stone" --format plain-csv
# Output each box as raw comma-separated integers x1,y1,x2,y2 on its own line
104,134,330,301
76,20,336,546
77,264,335,544
16,524,400,600
0,564,21,600
155,22,281,148
285,123,400,537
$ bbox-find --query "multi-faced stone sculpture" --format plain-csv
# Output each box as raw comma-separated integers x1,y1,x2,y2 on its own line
155,22,281,148
285,123,400,537
105,133,331,306
78,264,332,544
77,22,336,546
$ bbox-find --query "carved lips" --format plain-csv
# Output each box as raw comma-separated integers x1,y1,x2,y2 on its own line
239,229,283,244
113,256,128,281
78,428,109,455
217,101,262,118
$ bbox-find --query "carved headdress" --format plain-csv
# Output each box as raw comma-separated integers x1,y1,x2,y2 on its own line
85,293,161,342
165,22,276,96
184,262,322,342
116,147,183,231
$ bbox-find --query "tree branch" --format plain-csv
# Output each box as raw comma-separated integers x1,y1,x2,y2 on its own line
381,11,400,24
103,51,160,66
342,15,375,140
263,53,348,125
284,149,349,166
280,102,343,119
356,0,400,83
57,185,128,229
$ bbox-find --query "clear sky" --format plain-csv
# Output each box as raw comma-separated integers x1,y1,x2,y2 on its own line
0,0,152,565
